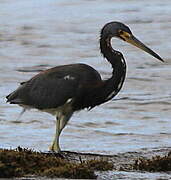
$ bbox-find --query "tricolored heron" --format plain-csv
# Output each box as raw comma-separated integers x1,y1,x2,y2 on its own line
6,22,164,152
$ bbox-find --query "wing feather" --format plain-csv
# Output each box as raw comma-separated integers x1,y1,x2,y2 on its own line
6,63,101,110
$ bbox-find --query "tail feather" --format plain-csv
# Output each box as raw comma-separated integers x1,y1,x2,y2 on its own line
6,93,12,102
6,91,23,104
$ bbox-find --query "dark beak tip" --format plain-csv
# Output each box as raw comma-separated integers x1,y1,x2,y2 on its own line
157,56,164,62
130,35,164,63
160,58,165,62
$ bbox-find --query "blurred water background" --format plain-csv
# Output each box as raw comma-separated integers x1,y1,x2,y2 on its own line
0,0,171,159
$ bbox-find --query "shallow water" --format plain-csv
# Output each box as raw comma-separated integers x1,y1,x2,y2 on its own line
0,0,171,178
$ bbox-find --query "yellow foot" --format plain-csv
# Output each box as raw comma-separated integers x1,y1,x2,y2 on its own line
49,142,61,153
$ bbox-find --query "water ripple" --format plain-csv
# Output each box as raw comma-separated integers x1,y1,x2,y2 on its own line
0,0,171,160
16,64,50,72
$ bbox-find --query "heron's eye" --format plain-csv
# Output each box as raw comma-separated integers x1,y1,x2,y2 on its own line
118,30,124,35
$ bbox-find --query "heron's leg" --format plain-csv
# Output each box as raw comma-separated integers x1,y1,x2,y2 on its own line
49,112,73,153
59,112,73,135
50,115,61,153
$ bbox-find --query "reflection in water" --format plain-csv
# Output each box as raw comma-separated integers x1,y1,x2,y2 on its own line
0,0,171,158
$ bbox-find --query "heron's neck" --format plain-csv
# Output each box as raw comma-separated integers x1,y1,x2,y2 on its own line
99,35,126,101
100,36,121,66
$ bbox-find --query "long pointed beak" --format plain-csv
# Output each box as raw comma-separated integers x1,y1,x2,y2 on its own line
125,35,164,62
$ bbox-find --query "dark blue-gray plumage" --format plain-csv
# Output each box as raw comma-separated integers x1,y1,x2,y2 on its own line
6,22,164,152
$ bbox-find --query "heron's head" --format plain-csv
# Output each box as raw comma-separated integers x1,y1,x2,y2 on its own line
101,21,164,62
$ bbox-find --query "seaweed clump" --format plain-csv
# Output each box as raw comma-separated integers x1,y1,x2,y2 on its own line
134,151,171,172
0,147,113,179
